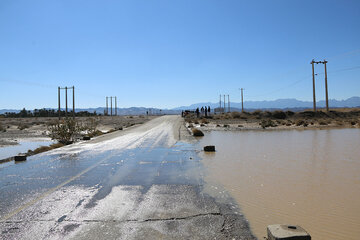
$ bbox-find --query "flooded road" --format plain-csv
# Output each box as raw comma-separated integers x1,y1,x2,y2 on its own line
198,128,360,239
0,116,255,239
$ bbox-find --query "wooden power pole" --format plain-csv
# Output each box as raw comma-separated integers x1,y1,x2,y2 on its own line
311,60,316,112
223,95,225,111
324,60,329,111
311,59,329,112
228,95,230,112
115,96,117,116
72,86,75,119
242,89,244,113
58,87,61,119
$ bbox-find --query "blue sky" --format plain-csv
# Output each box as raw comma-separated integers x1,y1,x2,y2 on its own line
0,0,360,109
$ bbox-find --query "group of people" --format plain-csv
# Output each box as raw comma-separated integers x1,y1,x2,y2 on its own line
196,106,211,118
181,106,211,118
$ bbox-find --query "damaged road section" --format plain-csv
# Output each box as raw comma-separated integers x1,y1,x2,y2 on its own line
0,116,256,239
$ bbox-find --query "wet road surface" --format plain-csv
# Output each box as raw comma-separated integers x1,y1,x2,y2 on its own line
0,116,255,239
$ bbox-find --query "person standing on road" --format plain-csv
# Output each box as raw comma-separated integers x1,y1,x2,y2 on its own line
205,107,208,117
196,108,200,118
208,106,211,114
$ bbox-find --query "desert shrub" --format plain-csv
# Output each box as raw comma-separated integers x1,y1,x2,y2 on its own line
299,111,316,118
192,128,204,136
319,121,328,125
27,142,65,156
107,128,117,133
252,110,262,115
260,119,277,129
48,118,81,144
216,124,220,127
200,119,209,124
286,123,292,126
200,123,205,127
223,124,230,128
273,111,286,119
18,124,29,130
79,118,99,136
88,130,104,138
264,111,272,118
303,122,308,127
188,123,194,128
285,111,295,116
139,115,145,118
295,120,305,126
238,124,243,127
128,116,133,118
194,120,199,124
0,123,5,132
231,112,241,119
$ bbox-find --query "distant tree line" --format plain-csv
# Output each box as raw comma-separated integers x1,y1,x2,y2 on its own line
1,108,99,118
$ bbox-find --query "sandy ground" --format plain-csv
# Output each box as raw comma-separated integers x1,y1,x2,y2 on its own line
0,115,158,147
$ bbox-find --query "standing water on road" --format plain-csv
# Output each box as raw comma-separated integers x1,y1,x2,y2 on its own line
0,139,55,161
199,128,360,240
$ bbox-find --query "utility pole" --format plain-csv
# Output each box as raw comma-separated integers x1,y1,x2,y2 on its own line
324,60,329,112
115,96,117,116
228,95,230,113
219,95,221,111
241,88,244,113
65,86,68,117
311,60,316,112
58,87,61,120
58,86,75,119
223,95,225,112
311,59,329,112
106,97,108,116
110,96,113,116
72,86,75,119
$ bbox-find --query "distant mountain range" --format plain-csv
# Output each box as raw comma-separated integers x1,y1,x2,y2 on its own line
1,97,359,115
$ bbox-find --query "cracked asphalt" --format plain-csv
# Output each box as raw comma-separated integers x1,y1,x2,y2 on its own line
0,116,256,239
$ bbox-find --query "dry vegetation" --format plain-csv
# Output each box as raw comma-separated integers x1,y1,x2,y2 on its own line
184,108,360,130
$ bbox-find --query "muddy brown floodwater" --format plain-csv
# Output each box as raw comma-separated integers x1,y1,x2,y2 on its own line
198,128,360,240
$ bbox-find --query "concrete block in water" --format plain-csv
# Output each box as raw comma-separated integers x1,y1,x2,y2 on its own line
14,155,27,162
267,225,311,240
204,145,215,152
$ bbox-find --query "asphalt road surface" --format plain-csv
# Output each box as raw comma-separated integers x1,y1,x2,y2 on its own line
0,115,256,239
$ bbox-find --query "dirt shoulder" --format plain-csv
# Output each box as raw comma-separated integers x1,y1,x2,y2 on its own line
0,115,158,147
183,109,360,132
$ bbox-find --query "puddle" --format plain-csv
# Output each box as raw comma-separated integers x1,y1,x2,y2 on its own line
198,128,360,240
0,139,55,160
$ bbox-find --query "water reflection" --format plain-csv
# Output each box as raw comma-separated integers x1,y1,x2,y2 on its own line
199,129,360,240
0,139,54,160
